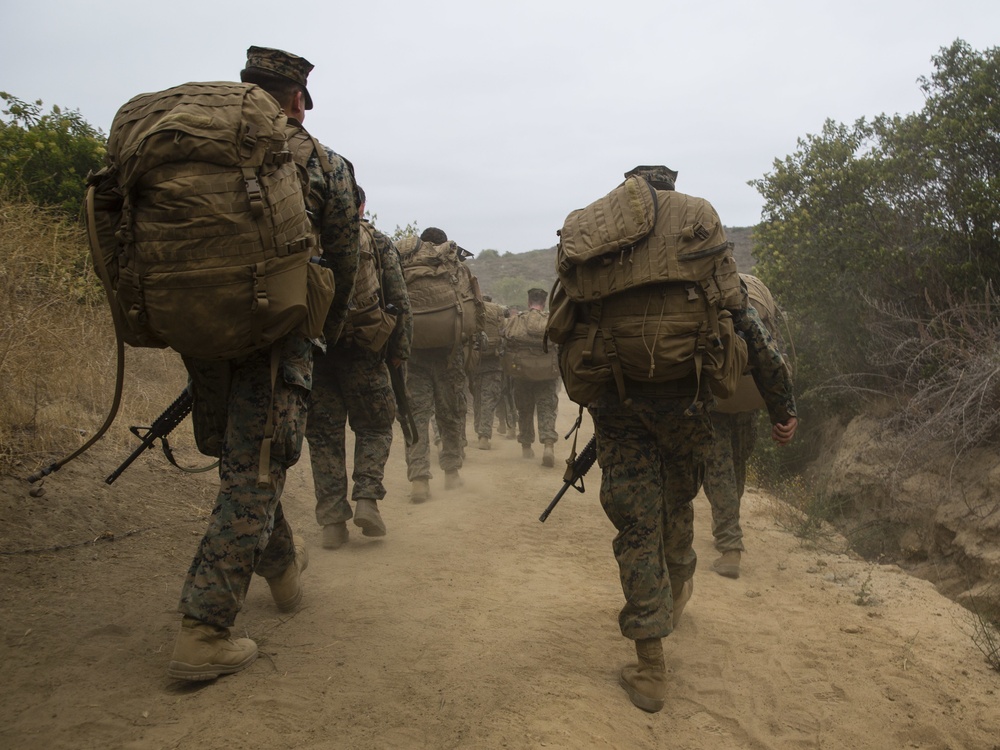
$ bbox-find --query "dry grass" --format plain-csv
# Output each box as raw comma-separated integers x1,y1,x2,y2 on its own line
0,195,188,477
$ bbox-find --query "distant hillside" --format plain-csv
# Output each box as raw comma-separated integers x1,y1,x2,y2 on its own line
467,226,756,308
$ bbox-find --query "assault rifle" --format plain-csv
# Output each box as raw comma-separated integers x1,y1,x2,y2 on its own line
105,388,193,485
389,362,418,447
500,373,517,431
539,436,597,522
384,304,418,446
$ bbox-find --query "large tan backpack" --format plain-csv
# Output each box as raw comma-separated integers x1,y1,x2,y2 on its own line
715,274,787,414
547,177,747,406
480,300,507,357
398,236,483,349
340,221,398,353
85,82,322,360
505,309,560,381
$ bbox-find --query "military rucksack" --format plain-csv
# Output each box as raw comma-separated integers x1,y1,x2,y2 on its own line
397,236,483,350
715,274,788,414
547,176,747,406
504,309,560,381
480,300,508,358
85,81,327,361
339,220,398,353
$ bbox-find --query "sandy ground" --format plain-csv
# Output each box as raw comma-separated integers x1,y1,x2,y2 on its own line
1,393,999,750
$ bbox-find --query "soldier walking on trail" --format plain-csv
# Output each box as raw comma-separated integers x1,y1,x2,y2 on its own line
704,274,788,579
307,186,412,550
547,165,797,713
168,46,360,681
505,288,560,467
398,227,484,502
471,296,509,450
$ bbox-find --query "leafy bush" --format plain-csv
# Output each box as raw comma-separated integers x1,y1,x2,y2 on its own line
0,93,106,217
752,41,1000,402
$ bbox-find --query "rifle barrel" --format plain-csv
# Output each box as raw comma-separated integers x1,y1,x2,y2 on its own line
538,436,598,522
539,482,573,522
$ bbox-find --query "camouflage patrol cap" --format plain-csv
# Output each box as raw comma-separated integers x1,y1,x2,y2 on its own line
241,46,315,109
624,165,678,190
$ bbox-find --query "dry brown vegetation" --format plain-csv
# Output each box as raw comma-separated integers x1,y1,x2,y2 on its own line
0,195,187,477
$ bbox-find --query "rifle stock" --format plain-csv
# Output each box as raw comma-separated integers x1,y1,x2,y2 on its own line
105,388,192,485
389,363,418,447
382,303,418,447
539,436,597,522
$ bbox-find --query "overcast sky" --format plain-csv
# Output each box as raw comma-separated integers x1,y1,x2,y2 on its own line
3,0,998,254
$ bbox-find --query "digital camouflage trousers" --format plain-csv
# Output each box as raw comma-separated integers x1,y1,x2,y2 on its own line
589,392,714,641
702,410,758,552
307,344,396,526
178,333,312,628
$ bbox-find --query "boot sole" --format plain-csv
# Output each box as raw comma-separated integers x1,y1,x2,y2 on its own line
713,564,740,579
713,555,741,579
353,514,387,537
618,672,665,713
167,651,258,681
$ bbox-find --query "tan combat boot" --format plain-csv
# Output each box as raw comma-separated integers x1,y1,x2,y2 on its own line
619,637,666,712
522,444,535,459
266,542,309,612
444,470,464,490
541,443,555,468
322,521,349,549
167,617,258,681
411,478,430,503
353,498,387,537
670,577,694,628
477,436,491,450
713,550,741,579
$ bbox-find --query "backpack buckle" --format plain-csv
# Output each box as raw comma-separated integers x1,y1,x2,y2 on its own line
244,175,264,217
240,123,259,160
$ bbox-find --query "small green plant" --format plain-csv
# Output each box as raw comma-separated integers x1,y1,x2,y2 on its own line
763,472,845,551
967,588,1000,673
854,562,879,606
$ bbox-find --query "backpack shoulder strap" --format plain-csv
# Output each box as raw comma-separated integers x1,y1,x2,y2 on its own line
286,124,334,176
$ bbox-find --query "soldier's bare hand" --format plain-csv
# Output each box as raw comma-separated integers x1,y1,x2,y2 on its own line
772,417,798,446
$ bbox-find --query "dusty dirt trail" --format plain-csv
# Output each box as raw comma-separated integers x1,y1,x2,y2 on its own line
1,393,998,749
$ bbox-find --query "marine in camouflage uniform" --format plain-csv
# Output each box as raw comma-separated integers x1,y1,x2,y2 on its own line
405,344,468,491
308,196,412,548
702,410,756,554
403,228,480,498
703,278,787,577
579,165,797,713
508,289,560,466
472,299,508,447
591,298,794,640
169,46,359,682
